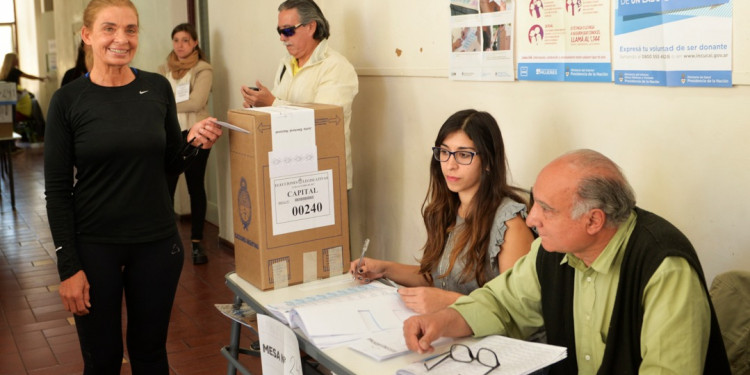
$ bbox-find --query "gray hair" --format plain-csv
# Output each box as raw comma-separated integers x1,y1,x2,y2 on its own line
279,0,330,41
567,150,636,226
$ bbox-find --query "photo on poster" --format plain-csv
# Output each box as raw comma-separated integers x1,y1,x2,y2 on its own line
450,0,515,81
451,26,482,52
489,23,512,51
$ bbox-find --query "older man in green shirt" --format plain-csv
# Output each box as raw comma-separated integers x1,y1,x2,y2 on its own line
404,149,730,374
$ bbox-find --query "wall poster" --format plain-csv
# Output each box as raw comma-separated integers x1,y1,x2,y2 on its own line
516,0,611,82
450,0,515,81
613,0,732,87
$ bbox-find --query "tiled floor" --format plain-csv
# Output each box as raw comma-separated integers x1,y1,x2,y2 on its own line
0,144,263,374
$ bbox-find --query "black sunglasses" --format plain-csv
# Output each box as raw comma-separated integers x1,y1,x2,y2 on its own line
277,23,305,37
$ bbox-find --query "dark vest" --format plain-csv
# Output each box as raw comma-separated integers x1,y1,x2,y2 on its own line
536,207,730,375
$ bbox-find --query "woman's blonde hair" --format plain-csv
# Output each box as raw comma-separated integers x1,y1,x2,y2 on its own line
0,53,18,81
83,0,139,29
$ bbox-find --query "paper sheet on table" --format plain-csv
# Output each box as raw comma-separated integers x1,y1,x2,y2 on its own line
266,282,397,327
291,292,409,336
349,329,452,361
258,314,303,375
289,288,417,348
266,281,415,348
396,335,567,375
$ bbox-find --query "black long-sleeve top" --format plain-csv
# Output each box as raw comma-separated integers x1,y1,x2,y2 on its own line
44,69,196,281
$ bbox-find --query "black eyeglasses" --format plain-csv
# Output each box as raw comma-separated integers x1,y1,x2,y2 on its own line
277,23,305,37
432,147,478,165
424,344,500,374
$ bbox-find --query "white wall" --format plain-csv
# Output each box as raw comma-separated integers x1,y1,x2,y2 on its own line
52,0,89,87
207,0,750,285
14,0,56,115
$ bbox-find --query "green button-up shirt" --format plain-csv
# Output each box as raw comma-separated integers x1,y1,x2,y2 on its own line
452,212,711,374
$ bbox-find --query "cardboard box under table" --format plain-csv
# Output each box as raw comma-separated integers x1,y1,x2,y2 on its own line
0,82,17,138
228,104,350,290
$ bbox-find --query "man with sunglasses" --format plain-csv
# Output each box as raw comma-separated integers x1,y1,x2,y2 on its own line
240,0,359,190
404,149,730,374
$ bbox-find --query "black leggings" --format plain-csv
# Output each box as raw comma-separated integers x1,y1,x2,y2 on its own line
74,234,184,374
167,138,211,241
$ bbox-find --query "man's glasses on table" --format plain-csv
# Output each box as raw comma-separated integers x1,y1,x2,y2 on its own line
423,343,500,374
277,23,305,37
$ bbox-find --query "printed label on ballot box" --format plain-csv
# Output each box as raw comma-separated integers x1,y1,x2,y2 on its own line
271,170,335,235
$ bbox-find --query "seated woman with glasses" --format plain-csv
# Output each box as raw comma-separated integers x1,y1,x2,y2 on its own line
349,109,535,314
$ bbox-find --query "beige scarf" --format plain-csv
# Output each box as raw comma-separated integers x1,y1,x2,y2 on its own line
167,50,199,80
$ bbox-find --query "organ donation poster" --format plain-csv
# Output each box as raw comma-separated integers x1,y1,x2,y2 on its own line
517,0,611,82
613,0,732,87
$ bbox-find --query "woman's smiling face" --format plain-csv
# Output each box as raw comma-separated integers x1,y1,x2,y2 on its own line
83,5,139,69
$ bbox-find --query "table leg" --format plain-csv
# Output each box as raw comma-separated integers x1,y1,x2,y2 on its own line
226,295,243,375
8,143,14,210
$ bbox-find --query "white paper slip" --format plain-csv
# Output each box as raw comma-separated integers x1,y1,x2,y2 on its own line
258,314,303,374
212,120,250,133
349,329,452,361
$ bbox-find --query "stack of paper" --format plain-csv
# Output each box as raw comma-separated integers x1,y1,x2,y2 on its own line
266,282,416,349
396,335,567,375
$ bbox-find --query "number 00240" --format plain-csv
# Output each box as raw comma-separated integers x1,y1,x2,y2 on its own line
291,202,323,216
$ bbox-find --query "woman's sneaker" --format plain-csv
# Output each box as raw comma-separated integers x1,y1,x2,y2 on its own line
192,242,208,264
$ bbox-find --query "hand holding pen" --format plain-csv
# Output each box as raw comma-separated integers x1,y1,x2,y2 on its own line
350,238,379,283
348,239,399,288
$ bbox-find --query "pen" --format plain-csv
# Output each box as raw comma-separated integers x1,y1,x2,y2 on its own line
384,277,399,289
422,350,449,364
357,238,370,272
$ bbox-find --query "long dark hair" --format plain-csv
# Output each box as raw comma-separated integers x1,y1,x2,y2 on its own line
73,40,88,72
419,109,527,286
171,23,205,61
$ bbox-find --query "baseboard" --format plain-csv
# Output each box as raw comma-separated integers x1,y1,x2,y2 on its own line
219,237,235,250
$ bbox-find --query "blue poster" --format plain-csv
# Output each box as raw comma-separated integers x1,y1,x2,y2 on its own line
613,0,732,87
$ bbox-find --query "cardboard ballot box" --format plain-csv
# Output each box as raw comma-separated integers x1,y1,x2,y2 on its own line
0,82,17,138
228,104,350,290
0,105,13,138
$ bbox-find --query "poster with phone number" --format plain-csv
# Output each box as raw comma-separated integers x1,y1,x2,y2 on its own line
613,0,732,87
517,0,611,82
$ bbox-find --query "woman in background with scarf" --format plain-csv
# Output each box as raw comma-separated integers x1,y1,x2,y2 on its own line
158,23,213,265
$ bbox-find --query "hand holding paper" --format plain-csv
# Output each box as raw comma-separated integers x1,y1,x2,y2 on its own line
211,120,250,134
